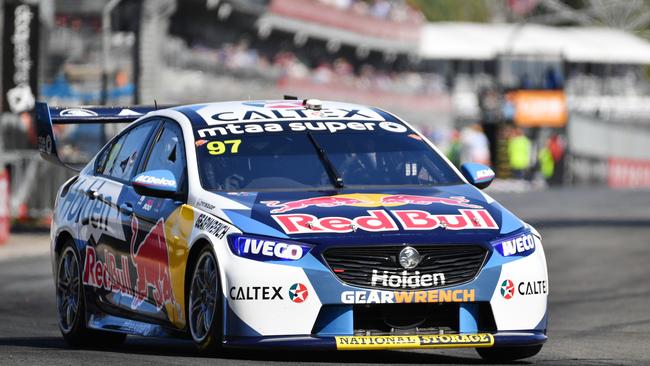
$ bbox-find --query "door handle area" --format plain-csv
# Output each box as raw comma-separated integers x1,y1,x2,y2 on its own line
119,202,134,215
85,189,99,200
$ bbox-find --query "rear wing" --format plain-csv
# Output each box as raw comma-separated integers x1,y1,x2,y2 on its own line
35,102,170,171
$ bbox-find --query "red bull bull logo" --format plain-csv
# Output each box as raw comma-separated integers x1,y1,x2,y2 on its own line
82,218,176,310
130,217,175,310
262,196,369,213
378,195,482,209
262,194,483,213
81,217,176,310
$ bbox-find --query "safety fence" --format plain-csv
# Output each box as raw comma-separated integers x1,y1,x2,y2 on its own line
568,112,650,188
0,150,73,223
1,113,75,227
0,113,74,234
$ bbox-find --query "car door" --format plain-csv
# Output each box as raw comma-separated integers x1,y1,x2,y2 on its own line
82,120,159,314
120,119,189,326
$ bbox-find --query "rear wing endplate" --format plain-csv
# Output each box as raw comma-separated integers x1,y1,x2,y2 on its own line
35,102,169,171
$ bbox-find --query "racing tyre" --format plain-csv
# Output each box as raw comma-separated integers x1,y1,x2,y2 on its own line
476,344,543,361
188,246,222,353
56,241,126,347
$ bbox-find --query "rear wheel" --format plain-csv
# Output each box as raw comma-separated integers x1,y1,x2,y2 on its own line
476,344,543,361
188,246,222,353
56,241,126,347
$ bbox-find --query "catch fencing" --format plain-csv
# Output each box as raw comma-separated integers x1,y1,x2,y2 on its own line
0,114,74,224
567,112,650,188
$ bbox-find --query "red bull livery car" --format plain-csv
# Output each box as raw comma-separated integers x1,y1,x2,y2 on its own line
36,99,547,361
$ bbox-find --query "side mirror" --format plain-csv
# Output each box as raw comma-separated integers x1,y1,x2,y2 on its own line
132,170,178,198
460,163,495,190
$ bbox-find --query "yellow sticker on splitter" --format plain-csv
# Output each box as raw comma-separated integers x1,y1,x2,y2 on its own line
335,333,494,350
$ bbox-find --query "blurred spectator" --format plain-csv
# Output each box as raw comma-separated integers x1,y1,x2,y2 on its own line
508,127,531,180
544,67,563,90
42,70,134,105
446,129,461,167
42,74,75,100
162,33,448,98
315,0,423,23
565,68,645,97
460,124,490,166
313,62,334,84
274,51,309,79
538,142,554,183
547,132,566,185
333,58,354,79
519,73,533,89
370,1,391,19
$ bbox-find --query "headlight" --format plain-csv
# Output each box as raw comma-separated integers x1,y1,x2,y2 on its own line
227,234,313,262
491,229,537,258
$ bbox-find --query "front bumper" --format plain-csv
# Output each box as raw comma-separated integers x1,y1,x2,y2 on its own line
219,235,548,340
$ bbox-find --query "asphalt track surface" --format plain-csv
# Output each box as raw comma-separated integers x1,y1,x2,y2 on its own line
1,188,649,365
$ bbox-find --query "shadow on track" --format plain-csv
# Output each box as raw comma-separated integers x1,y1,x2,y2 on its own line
0,336,534,365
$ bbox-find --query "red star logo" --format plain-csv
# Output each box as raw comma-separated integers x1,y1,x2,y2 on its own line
288,283,308,303
501,279,515,300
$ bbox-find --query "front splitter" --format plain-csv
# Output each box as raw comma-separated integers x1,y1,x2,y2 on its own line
223,331,547,350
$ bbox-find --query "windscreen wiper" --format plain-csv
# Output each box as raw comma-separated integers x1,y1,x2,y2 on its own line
307,132,344,189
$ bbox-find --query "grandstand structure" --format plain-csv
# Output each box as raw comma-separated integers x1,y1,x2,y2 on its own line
2,0,650,224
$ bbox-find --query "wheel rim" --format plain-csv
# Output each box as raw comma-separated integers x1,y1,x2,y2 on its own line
189,251,218,343
56,247,80,333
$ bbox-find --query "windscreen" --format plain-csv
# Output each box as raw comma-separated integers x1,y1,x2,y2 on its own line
195,122,462,191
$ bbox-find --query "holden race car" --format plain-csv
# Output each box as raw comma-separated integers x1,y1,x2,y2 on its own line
36,98,547,361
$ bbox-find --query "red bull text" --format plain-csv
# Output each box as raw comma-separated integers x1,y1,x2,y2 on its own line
83,247,133,296
272,209,498,234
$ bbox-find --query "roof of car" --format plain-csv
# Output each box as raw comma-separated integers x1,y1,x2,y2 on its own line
171,99,398,129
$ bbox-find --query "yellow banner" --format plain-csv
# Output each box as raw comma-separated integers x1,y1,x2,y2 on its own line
335,333,494,350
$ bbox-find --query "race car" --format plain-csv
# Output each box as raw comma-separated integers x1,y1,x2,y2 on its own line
36,98,547,361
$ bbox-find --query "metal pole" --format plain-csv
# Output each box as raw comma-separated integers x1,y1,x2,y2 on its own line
101,0,122,105
133,0,142,105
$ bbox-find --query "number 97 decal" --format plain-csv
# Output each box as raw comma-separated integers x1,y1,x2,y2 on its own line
207,140,241,155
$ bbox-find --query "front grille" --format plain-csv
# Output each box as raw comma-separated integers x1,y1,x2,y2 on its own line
323,245,487,290
353,303,459,335
311,303,497,336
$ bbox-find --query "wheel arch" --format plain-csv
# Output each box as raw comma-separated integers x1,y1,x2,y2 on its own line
54,230,76,262
184,238,214,294
184,238,222,325
184,237,225,345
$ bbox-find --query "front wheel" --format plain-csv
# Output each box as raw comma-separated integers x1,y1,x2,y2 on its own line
476,344,543,361
188,246,222,353
56,242,126,347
